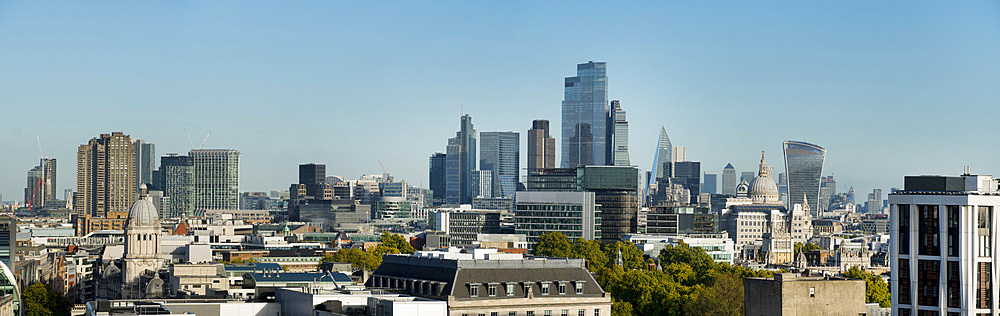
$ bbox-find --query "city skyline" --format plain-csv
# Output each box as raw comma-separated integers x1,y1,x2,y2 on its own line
3,1,1000,201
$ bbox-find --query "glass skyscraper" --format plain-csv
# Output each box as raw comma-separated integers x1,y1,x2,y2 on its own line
650,126,672,183
445,114,476,205
190,149,240,211
159,154,194,218
608,100,629,166
721,163,738,196
783,140,826,214
480,131,519,198
562,61,608,168
428,152,446,205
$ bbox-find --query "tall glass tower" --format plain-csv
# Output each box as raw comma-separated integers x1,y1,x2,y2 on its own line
445,114,477,204
607,100,629,166
721,163,738,196
783,140,826,215
480,131,519,198
562,61,608,168
650,126,672,183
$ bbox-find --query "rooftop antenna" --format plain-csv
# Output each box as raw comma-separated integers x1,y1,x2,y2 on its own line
199,132,211,149
184,128,195,150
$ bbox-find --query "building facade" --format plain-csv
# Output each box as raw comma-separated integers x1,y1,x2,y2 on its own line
721,163,738,196
76,132,137,218
480,131,520,198
445,114,477,205
562,61,609,168
24,158,56,209
190,149,240,211
528,166,639,242
135,140,156,189
428,153,447,205
159,154,194,218
890,174,1000,316
607,100,629,166
515,191,601,246
783,140,826,214
527,120,555,173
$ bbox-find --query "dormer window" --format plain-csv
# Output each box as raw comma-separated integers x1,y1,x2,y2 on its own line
558,281,567,295
575,281,585,294
506,283,515,296
487,283,497,297
469,283,479,297
541,282,550,295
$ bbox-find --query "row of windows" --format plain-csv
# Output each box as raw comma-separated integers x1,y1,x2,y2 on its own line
469,281,585,297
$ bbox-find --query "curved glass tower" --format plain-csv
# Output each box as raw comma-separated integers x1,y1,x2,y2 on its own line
783,141,826,215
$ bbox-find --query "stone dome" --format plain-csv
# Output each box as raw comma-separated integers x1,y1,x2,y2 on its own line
748,151,780,205
127,184,160,227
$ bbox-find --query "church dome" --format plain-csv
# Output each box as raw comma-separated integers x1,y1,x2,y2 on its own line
127,184,159,227
748,151,780,204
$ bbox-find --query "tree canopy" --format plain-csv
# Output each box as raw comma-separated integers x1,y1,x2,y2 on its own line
320,233,414,271
533,232,773,316
23,282,71,316
844,266,891,307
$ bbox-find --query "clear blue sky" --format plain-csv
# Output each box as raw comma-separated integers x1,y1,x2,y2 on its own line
2,1,999,202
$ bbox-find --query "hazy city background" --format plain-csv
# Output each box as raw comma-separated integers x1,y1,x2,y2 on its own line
3,1,1000,199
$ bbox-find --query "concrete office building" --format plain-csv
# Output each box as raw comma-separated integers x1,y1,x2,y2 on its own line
607,100,629,166
744,273,866,316
889,174,1000,315
515,191,601,246
527,120,555,173
428,208,502,247
369,250,612,316
562,61,609,168
480,131,520,198
671,146,686,164
784,140,826,214
721,163,738,196
76,132,137,218
471,170,493,199
646,204,717,235
158,154,195,218
190,149,240,211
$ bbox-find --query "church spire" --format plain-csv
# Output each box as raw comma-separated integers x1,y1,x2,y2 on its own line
758,150,769,178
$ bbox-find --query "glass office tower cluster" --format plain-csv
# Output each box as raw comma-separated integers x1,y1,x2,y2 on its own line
527,166,639,242
562,61,609,168
783,140,826,214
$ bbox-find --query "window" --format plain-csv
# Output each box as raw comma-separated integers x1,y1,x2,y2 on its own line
809,287,815,298
948,206,960,257
899,258,911,305
510,312,516,316
980,206,993,257
541,283,550,295
979,262,992,309
917,260,940,306
469,284,479,297
594,309,600,316
578,310,585,316
899,205,910,255
558,282,567,295
527,312,534,316
507,283,515,296
575,282,584,294
491,313,498,316
488,284,497,297
544,311,551,316
561,311,568,316
918,205,940,256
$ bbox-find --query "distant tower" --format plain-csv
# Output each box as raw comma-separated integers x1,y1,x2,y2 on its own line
650,126,673,183
76,132,137,218
158,154,194,218
783,140,826,214
721,163,738,196
527,120,555,173
671,147,686,163
562,61,609,168
122,185,163,299
135,140,156,190
702,173,718,194
480,131,519,197
189,149,241,210
445,114,477,204
25,158,56,209
428,153,447,205
607,100,630,166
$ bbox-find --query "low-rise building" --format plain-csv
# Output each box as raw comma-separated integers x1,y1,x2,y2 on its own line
622,233,736,264
514,191,601,247
368,249,612,316
744,273,866,316
169,263,229,297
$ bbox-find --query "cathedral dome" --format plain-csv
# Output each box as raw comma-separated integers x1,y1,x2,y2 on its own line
748,151,780,204
127,184,159,227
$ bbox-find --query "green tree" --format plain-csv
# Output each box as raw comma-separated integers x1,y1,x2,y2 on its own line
533,232,574,258
23,282,71,316
793,242,822,256
321,248,381,271
684,273,744,316
844,266,891,307
379,232,416,254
